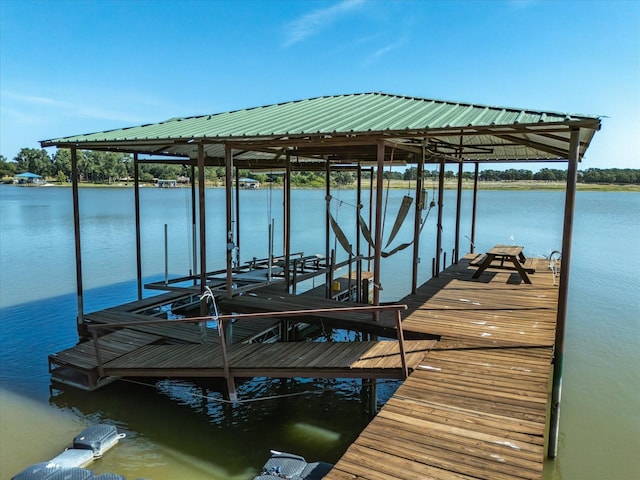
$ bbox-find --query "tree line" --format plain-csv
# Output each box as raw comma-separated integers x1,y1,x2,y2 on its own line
1,148,638,186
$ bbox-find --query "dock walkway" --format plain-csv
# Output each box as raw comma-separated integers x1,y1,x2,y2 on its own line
49,255,558,479
325,255,556,480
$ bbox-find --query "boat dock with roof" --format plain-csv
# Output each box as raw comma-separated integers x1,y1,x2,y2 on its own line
41,92,601,478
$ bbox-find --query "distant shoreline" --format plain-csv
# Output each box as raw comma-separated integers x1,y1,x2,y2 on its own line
3,180,638,192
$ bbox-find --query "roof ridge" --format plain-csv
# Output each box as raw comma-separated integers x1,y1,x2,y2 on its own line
163,92,600,123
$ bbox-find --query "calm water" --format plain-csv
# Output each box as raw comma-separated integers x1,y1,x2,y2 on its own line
0,185,638,479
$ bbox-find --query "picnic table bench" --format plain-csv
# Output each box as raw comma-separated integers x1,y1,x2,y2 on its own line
471,245,535,284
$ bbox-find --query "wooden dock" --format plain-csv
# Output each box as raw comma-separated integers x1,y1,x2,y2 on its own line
49,254,558,479
324,255,557,480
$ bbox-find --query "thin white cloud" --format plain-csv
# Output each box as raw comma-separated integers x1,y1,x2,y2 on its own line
372,41,402,59
283,0,366,47
2,90,150,124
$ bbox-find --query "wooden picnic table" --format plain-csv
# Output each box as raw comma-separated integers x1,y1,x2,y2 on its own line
471,245,533,284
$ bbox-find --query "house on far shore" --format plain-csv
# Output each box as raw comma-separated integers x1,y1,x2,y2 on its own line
15,172,44,185
157,179,177,188
238,177,260,189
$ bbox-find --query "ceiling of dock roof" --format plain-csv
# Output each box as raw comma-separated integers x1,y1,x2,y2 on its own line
40,92,601,166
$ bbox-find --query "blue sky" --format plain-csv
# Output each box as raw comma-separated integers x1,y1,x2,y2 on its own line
1,0,638,169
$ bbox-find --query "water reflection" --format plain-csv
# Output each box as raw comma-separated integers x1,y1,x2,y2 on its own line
48,373,396,478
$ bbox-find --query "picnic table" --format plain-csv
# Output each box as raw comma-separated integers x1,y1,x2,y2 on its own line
471,245,534,284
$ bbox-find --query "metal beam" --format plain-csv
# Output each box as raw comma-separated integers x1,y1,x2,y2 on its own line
197,145,208,314
412,143,425,293
470,162,479,253
225,145,234,298
70,148,85,338
133,153,143,300
454,142,464,263
325,158,331,299
548,128,581,458
435,160,445,275
373,142,385,310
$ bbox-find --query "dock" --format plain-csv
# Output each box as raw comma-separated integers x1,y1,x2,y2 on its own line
49,254,557,479
325,255,556,480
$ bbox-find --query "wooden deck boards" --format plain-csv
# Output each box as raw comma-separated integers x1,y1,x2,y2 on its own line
101,340,437,379
325,255,557,480
219,287,401,338
49,329,162,371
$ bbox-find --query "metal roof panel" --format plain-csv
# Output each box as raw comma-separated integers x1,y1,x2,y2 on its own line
41,92,601,163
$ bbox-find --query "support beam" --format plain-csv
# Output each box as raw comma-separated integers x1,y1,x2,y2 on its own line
435,160,445,275
470,162,479,253
71,148,85,338
225,145,234,298
412,143,425,293
191,164,197,284
325,158,331,299
373,142,385,309
197,145,208,315
548,128,581,458
133,153,143,300
454,157,463,263
234,166,241,268
284,154,291,288
217,318,237,403
356,164,363,302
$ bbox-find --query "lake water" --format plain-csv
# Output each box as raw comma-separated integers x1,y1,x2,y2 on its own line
0,185,638,479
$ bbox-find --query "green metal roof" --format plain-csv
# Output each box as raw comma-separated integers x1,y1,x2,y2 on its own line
41,92,601,164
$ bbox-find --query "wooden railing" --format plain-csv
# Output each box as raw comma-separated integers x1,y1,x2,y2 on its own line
87,303,409,403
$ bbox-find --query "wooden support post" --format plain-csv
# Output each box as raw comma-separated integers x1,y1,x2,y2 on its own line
225,145,234,299
435,160,445,275
70,148,86,338
412,144,425,293
470,162,479,254
217,318,237,403
395,310,408,379
197,145,208,316
548,128,581,458
133,153,143,300
91,329,104,378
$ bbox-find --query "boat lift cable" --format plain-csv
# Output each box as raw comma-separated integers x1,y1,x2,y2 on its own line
120,377,403,405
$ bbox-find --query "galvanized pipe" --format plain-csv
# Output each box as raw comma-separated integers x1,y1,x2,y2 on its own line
70,147,85,337
470,162,479,253
133,153,143,300
224,145,234,298
435,160,445,275
548,127,581,458
197,145,208,315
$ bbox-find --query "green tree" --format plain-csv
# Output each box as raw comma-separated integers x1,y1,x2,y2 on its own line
403,167,417,181
14,148,52,177
52,149,72,179
0,155,16,177
334,171,354,186
533,168,556,181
